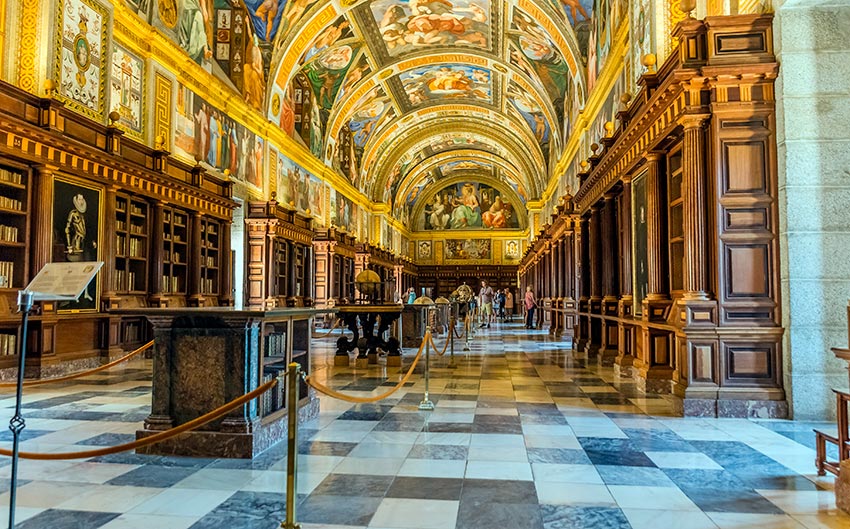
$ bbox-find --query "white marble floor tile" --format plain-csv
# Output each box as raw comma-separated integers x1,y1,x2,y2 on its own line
531,463,603,484
397,459,466,479
608,485,701,511
623,508,719,529
333,457,405,476
534,481,616,506
128,488,233,517
464,460,533,481
98,513,200,529
644,451,725,470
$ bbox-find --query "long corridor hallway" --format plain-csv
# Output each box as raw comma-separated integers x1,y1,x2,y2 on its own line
1,324,847,528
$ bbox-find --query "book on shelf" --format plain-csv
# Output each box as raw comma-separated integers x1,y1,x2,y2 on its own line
131,204,144,216
129,238,143,257
0,195,23,211
0,169,22,185
0,261,14,288
116,235,126,253
0,224,19,243
116,220,126,231
266,332,288,357
0,333,17,356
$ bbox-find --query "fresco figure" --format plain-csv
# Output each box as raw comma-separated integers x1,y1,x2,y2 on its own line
178,0,212,64
450,183,482,229
428,195,450,229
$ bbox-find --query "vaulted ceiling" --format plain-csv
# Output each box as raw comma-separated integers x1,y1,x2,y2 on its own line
264,0,599,226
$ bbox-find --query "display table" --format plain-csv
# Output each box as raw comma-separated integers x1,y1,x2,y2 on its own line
335,304,403,366
114,307,326,458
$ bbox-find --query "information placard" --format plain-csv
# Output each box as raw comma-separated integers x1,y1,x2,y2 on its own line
23,261,104,302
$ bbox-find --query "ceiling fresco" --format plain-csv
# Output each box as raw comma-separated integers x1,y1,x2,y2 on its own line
234,0,626,229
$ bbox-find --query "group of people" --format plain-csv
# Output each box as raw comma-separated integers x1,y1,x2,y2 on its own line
401,281,540,331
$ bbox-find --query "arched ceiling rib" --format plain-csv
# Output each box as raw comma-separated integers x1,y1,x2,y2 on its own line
264,0,590,226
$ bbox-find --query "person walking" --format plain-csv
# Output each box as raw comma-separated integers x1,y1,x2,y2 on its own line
504,288,514,322
524,286,538,329
478,280,494,328
495,289,506,321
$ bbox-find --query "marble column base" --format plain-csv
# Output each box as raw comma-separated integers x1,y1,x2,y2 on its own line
635,368,674,394
837,460,850,514
334,355,349,366
597,347,618,367
613,361,634,379
136,396,320,459
671,396,789,418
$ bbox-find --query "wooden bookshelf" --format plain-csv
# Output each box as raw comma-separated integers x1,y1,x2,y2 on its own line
162,207,189,296
114,193,150,294
245,198,314,309
0,163,31,292
200,218,221,296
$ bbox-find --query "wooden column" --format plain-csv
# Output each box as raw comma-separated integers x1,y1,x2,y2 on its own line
616,176,636,374
585,206,602,356
219,221,233,306
681,114,710,301
149,202,165,306
575,216,590,352
599,193,619,364
642,152,670,316
188,212,203,306
30,165,55,276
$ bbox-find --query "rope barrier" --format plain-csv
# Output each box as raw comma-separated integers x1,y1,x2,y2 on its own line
0,378,278,460
0,341,154,389
428,333,450,357
311,318,341,338
305,331,430,403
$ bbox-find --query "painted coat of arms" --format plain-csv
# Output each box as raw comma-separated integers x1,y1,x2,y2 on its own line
56,0,108,118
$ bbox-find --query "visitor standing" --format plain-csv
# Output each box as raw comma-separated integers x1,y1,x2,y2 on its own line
524,286,537,329
504,289,514,322
479,280,494,328
495,289,506,321
406,287,416,304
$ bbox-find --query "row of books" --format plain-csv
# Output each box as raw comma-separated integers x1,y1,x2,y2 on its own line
113,270,138,292
161,276,183,294
130,204,144,216
0,261,13,288
164,234,185,243
0,224,19,243
261,366,287,415
266,332,288,357
0,333,17,356
203,255,217,267
164,250,183,264
0,195,22,211
201,224,218,235
116,220,146,235
200,278,216,294
164,213,187,227
0,169,22,185
116,236,145,258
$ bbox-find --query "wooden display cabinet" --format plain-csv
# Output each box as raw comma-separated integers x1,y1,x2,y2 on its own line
245,198,315,309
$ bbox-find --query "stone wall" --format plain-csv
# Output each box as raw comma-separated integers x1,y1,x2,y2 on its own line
775,0,850,419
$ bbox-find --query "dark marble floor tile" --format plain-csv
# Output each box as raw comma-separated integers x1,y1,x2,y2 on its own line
155,456,217,468
730,467,821,491
597,465,675,487
457,501,543,529
541,505,631,529
76,432,136,446
106,465,199,488
584,450,657,467
520,414,569,425
195,490,290,528
297,494,381,526
89,452,161,465
663,468,751,490
0,429,51,442
424,422,474,433
337,404,394,421
387,476,464,500
17,509,120,529
407,444,469,460
682,488,785,514
297,440,358,456
527,448,592,465
460,479,538,504
439,394,479,401
517,403,561,415
577,438,638,452
548,388,588,398
311,474,394,497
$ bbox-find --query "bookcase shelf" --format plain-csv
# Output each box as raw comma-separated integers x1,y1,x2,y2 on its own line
162,207,189,296
667,145,684,294
114,193,150,294
0,163,30,291
200,218,221,296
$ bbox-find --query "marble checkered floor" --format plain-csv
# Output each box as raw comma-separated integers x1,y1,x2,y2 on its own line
0,323,847,528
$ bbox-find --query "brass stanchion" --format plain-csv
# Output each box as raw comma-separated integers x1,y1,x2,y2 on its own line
8,291,34,529
418,305,435,411
281,363,301,529
463,313,472,352
448,316,456,368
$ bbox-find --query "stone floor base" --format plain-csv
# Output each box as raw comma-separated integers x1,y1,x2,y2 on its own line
136,396,320,458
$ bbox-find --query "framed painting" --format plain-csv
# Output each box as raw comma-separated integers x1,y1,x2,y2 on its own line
51,177,102,312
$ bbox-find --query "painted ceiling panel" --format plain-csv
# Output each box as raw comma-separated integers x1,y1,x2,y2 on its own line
254,0,625,229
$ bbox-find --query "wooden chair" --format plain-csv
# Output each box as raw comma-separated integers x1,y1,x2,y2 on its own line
815,389,850,476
